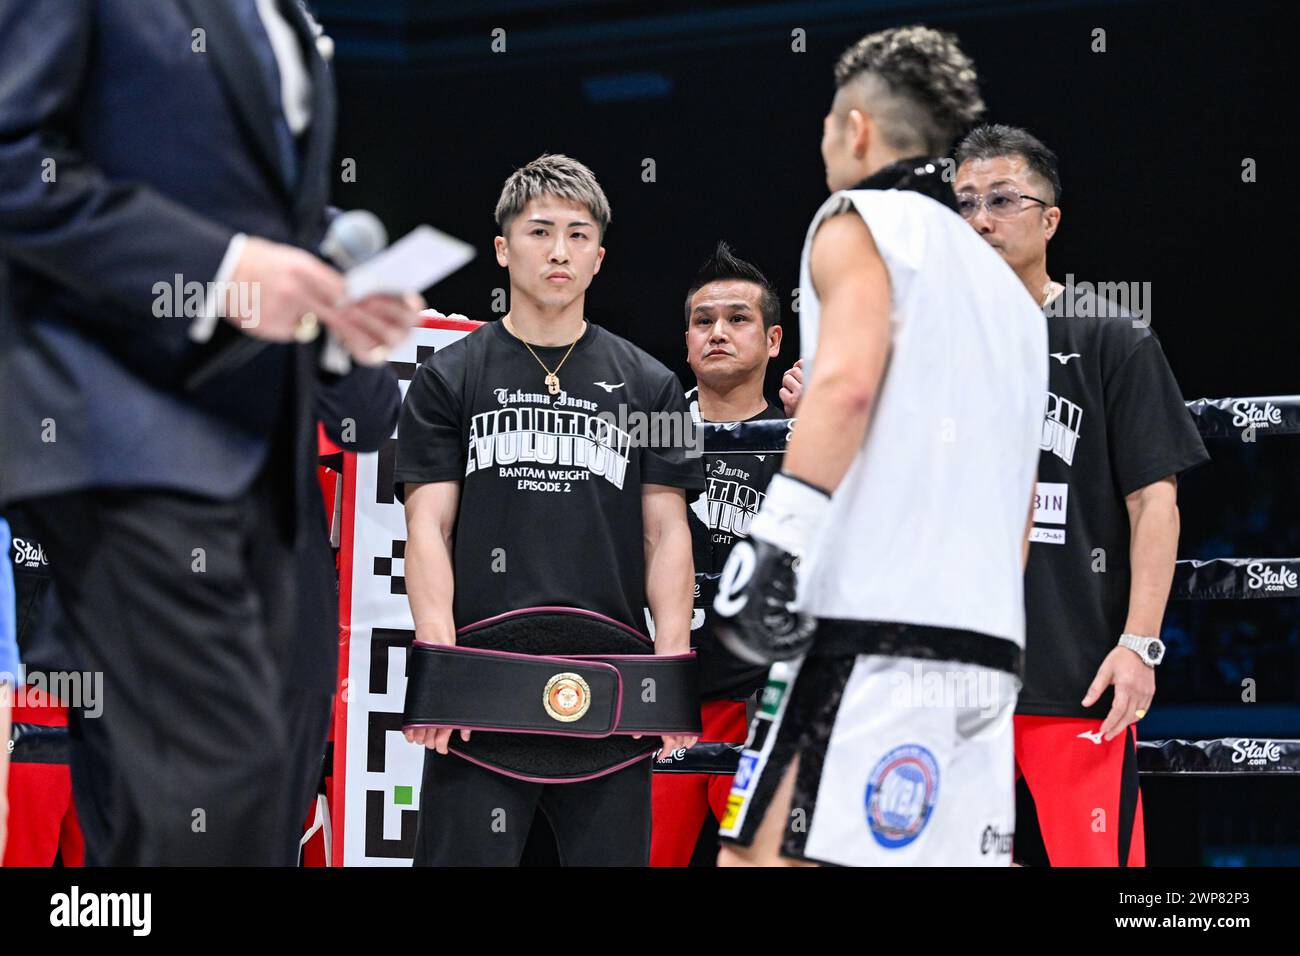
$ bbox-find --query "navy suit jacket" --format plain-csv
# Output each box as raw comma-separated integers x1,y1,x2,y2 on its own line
0,0,400,691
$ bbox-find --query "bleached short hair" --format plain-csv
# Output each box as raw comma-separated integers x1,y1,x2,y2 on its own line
494,153,611,240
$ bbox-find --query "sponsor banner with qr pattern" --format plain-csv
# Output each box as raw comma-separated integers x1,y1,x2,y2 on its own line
333,315,479,866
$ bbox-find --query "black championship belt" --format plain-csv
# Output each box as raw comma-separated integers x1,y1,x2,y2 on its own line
403,607,701,782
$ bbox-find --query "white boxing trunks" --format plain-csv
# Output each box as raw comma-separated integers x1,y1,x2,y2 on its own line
719,622,1019,866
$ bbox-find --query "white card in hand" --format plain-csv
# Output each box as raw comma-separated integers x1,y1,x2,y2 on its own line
344,225,475,301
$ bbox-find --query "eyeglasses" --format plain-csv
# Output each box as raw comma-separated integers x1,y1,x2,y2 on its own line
955,187,1050,221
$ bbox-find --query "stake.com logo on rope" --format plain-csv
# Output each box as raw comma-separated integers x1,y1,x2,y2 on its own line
1245,561,1298,593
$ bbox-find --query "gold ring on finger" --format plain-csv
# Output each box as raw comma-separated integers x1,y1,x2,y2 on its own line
294,311,320,343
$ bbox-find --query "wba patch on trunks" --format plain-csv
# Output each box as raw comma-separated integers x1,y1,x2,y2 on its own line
403,607,701,782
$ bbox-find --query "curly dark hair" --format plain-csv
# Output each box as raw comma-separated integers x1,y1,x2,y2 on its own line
833,25,986,156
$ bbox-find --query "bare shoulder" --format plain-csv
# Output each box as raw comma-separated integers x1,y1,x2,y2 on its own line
810,210,885,296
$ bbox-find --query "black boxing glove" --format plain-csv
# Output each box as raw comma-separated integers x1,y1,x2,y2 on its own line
713,473,830,665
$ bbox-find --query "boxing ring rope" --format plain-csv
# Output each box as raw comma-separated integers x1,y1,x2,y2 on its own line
702,395,1300,777
1171,558,1300,602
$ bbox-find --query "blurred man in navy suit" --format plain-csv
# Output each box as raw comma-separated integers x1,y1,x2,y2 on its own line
0,0,419,864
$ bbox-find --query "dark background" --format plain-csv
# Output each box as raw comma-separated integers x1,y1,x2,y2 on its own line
313,0,1299,864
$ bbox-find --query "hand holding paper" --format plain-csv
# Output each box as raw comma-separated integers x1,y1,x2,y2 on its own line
323,225,476,369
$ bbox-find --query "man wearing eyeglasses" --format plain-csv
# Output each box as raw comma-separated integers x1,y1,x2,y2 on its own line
954,125,1208,866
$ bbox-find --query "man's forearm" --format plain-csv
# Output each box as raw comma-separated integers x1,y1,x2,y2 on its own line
1124,499,1180,635
645,519,694,653
405,529,457,645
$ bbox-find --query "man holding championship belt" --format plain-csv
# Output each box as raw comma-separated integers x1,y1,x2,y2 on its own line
395,154,705,866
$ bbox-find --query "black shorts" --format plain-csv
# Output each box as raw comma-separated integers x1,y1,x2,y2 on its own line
413,750,652,866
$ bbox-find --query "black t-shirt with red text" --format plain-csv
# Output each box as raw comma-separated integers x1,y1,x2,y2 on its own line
1020,294,1209,718
394,320,705,632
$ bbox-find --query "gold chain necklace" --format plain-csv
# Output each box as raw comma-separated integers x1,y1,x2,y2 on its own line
504,315,585,395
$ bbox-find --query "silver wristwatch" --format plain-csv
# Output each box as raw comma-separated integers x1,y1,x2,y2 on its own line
1119,633,1165,667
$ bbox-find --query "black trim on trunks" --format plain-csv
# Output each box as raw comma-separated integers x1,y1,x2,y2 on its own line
809,618,1023,678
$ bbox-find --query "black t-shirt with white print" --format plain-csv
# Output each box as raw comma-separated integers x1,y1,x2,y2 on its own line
683,387,786,700
394,319,705,633
1020,292,1209,718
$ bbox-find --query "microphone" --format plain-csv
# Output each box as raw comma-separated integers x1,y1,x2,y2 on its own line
185,210,390,390
317,210,387,375
319,209,387,270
